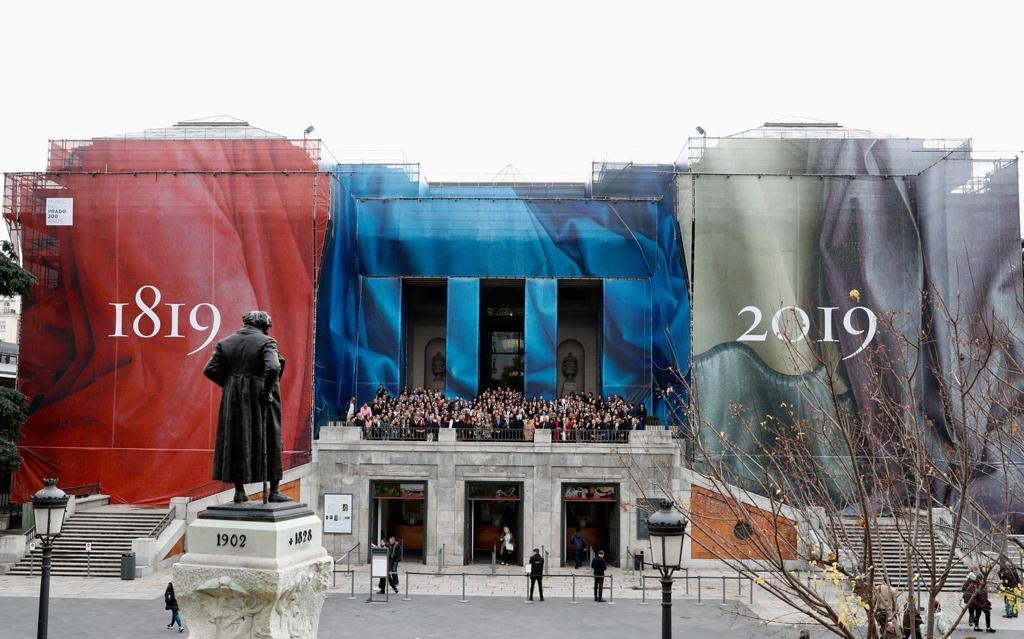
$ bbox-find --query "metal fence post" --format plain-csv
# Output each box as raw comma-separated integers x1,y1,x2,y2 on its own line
608,574,614,604
403,572,411,601
722,576,727,603
737,571,742,596
350,571,356,600
460,572,468,603
697,575,702,604
640,575,647,605
491,545,497,575
685,572,690,595
571,573,578,604
749,577,753,604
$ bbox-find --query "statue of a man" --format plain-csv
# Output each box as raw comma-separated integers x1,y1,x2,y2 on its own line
203,310,290,503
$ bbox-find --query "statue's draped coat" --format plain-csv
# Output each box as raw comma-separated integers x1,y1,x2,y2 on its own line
204,325,284,483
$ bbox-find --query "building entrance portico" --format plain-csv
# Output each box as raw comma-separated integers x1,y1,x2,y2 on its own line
465,482,522,565
370,481,427,563
562,483,620,567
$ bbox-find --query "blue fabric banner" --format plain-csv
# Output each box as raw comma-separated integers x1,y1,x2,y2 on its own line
446,278,480,399
524,279,557,400
602,279,652,409
355,277,403,402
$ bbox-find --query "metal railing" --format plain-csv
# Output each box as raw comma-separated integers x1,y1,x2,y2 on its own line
637,571,755,606
360,426,634,443
362,426,433,441
332,542,362,587
331,569,357,599
552,429,630,443
401,570,616,604
149,510,175,539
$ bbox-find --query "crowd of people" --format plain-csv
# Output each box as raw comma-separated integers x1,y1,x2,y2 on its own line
344,386,648,441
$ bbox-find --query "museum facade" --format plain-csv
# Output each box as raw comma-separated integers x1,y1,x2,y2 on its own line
3,117,1020,565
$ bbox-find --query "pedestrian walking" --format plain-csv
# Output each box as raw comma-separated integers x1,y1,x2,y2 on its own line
591,550,607,601
570,528,586,569
963,571,996,633
873,581,898,628
376,537,401,594
529,548,544,601
164,582,184,633
500,526,515,565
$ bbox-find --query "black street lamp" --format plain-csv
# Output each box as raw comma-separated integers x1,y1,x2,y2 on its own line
647,500,688,639
31,478,69,639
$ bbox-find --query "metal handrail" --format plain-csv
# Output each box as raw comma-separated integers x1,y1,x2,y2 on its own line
149,510,175,539
334,541,362,572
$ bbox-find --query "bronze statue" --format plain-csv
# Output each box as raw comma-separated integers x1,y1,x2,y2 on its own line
204,311,290,504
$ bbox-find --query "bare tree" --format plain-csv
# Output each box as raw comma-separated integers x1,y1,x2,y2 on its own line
625,287,1024,639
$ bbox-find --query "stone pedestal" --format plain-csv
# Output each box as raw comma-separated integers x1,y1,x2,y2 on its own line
173,502,331,639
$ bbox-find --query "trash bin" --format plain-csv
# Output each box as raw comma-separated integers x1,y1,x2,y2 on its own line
633,551,644,571
120,552,136,580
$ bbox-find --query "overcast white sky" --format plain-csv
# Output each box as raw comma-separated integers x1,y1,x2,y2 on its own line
1,0,1021,184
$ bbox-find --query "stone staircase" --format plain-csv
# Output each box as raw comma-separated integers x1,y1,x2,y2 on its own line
837,518,971,591
7,506,171,577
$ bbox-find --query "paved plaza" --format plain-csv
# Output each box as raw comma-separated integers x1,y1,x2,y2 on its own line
2,564,1024,638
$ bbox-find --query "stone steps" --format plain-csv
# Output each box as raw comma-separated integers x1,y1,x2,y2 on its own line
7,508,169,577
837,519,968,591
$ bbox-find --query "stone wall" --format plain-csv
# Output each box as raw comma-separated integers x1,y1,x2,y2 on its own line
313,427,678,568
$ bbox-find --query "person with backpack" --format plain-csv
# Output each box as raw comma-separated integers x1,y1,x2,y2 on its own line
998,556,1021,618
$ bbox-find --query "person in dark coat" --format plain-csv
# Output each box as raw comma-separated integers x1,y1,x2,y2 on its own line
164,582,183,632
376,537,401,594
591,549,607,601
204,310,289,504
529,547,545,601
962,571,996,632
571,528,587,569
